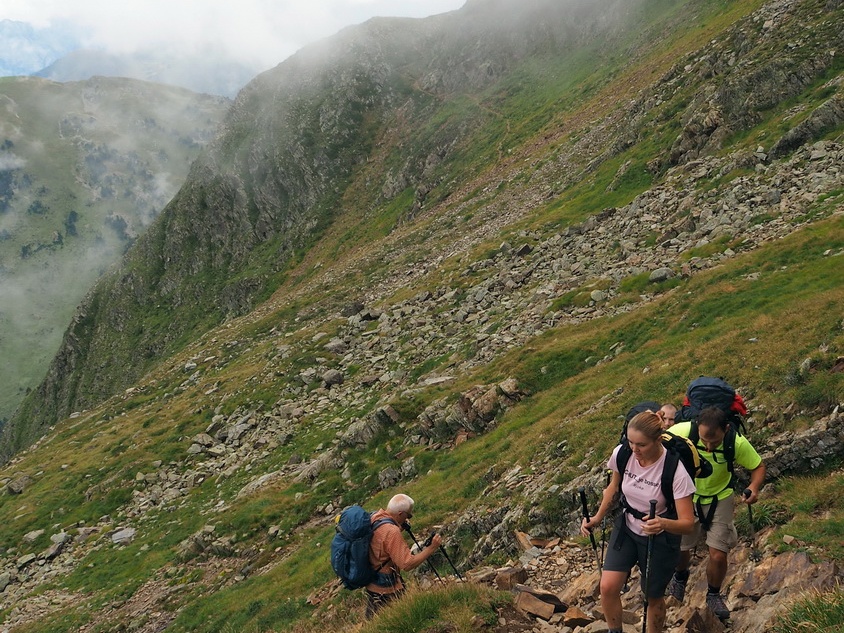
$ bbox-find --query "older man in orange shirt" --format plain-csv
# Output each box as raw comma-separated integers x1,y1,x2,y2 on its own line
365,493,443,617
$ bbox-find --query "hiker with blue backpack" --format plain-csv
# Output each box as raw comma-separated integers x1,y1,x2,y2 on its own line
330,493,444,617
581,410,697,633
665,377,766,622
363,494,442,617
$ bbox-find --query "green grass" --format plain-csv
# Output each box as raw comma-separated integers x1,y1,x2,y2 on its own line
167,520,333,633
9,610,94,633
771,468,844,561
771,586,844,633
360,584,510,633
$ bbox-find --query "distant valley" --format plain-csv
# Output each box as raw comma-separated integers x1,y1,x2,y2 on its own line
0,75,230,425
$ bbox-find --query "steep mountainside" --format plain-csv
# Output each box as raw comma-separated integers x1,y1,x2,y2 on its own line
0,0,842,630
10,0,841,458
3,0,765,454
0,76,230,426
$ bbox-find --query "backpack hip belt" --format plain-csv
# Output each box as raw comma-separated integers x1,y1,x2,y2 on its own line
620,495,677,523
612,504,675,551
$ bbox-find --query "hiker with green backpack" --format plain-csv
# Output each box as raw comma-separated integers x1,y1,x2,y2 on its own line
666,378,766,622
581,410,697,633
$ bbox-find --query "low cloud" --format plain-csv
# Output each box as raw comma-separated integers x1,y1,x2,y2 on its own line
3,1,467,72
0,154,26,171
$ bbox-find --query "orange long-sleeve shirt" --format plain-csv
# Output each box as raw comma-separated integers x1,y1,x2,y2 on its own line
365,509,420,594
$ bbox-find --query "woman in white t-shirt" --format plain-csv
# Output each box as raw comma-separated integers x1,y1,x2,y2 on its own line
581,410,696,633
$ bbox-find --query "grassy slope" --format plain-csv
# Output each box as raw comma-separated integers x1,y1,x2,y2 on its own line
4,214,841,633
1,0,843,631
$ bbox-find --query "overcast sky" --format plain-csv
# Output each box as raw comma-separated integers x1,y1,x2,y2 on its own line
2,0,467,71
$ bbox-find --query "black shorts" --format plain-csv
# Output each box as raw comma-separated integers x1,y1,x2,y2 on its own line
603,515,681,598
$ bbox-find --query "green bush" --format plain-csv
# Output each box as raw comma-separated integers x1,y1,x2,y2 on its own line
734,500,790,536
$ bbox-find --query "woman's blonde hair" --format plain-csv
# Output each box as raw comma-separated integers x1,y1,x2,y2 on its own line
628,410,663,441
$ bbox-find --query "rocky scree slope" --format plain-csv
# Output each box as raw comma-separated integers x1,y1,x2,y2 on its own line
1,119,842,633
4,0,796,453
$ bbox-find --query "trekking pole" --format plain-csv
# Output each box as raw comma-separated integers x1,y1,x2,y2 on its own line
642,499,657,633
601,470,611,566
436,542,464,581
578,486,602,571
743,488,761,562
404,525,445,584
420,530,463,580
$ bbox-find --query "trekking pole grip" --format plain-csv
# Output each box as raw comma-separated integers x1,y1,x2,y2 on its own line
648,499,657,520
407,525,444,583
580,486,602,571
578,486,591,523
743,488,756,524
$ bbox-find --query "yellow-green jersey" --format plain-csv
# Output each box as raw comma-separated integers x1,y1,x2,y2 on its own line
670,421,762,502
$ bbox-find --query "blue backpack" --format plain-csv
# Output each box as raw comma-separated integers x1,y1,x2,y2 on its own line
330,505,397,589
677,376,748,434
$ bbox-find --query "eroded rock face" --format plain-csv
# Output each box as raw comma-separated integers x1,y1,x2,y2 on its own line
413,379,527,442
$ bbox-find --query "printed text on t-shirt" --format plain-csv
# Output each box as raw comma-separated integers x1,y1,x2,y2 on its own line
624,469,659,492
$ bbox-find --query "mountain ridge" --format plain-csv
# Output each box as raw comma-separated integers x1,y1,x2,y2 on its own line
0,18,263,98
34,47,260,99
6,0,726,450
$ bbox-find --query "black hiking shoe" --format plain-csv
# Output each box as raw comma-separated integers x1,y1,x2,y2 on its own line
666,574,687,603
706,592,730,620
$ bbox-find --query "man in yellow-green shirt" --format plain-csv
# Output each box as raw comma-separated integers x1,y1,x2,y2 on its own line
666,407,765,621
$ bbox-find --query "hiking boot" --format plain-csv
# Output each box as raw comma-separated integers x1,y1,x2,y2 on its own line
666,574,687,603
706,592,730,620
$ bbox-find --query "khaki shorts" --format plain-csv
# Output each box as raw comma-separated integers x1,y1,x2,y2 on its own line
680,493,739,553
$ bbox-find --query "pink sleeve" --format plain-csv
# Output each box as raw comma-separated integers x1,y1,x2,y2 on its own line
672,464,696,500
607,444,622,472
